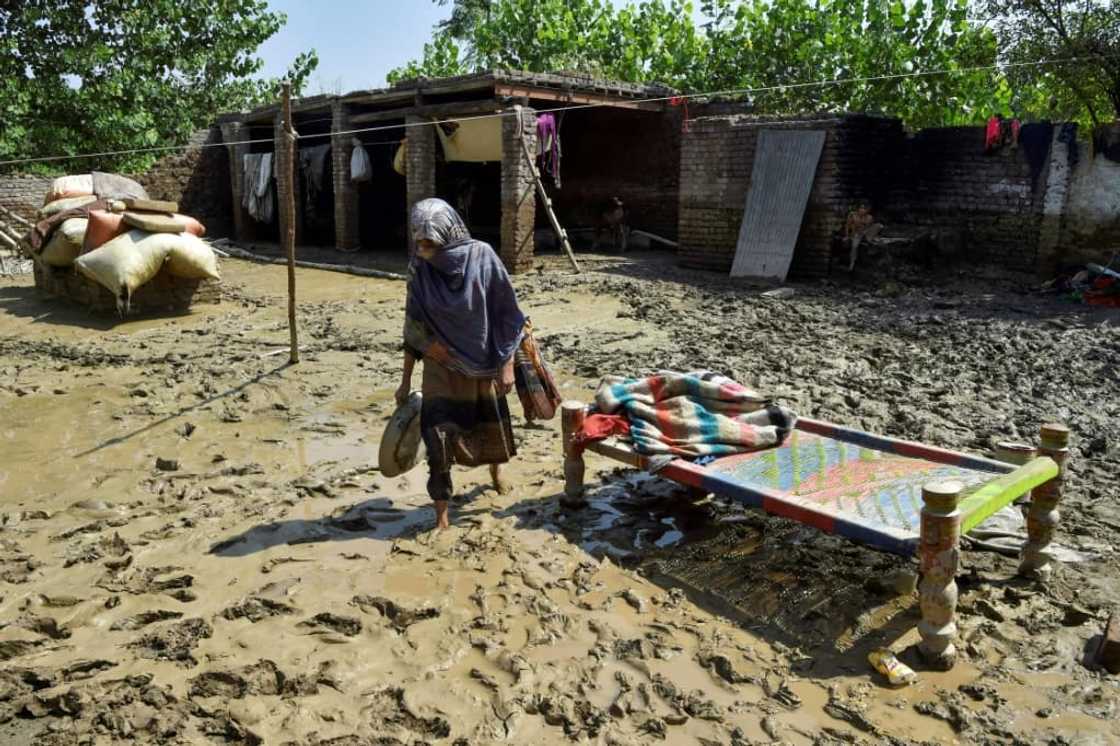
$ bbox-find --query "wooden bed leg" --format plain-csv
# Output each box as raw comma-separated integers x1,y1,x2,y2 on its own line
918,480,962,671
561,401,587,508
996,442,1037,516
1019,423,1070,580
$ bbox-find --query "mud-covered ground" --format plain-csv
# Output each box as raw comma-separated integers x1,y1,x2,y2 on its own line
0,252,1117,745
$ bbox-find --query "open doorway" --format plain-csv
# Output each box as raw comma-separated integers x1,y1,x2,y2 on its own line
354,120,408,252
243,122,278,243
536,107,680,253
437,161,501,248
294,113,335,247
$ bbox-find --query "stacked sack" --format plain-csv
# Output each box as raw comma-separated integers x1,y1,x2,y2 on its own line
31,173,220,313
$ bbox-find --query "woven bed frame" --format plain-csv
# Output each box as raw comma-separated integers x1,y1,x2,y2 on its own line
559,401,1070,670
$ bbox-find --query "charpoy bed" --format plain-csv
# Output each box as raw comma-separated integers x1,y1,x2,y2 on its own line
559,402,1070,670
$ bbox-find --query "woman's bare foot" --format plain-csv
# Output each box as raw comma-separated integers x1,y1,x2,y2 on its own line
490,464,512,495
434,499,450,530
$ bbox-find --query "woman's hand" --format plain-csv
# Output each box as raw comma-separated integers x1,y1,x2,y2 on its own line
498,359,515,395
397,351,416,406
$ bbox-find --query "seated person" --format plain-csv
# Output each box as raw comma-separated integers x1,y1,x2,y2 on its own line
843,201,883,271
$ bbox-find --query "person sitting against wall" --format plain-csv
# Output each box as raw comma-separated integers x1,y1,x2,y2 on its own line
843,201,883,271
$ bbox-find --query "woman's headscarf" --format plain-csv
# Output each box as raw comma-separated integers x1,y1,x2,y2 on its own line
411,197,470,248
404,199,525,379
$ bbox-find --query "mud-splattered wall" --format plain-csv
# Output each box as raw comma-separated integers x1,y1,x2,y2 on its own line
1058,127,1120,269
893,126,1045,274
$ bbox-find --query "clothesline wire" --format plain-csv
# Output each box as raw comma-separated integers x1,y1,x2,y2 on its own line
1,52,1114,167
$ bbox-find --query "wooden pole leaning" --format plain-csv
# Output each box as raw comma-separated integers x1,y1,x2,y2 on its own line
560,401,587,508
1019,423,1070,580
918,480,963,670
280,81,300,365
519,135,580,274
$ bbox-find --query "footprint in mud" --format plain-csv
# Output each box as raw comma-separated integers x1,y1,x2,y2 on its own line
298,613,361,637
13,672,251,743
220,597,298,623
361,687,451,740
96,565,195,601
0,638,47,662
14,613,71,640
0,551,42,584
350,595,439,632
110,610,184,631
128,618,212,665
188,659,322,699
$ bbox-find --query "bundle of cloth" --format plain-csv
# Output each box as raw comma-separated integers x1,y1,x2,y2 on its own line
573,371,797,471
25,173,219,313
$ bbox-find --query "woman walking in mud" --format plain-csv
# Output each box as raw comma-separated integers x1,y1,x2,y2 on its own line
396,198,526,530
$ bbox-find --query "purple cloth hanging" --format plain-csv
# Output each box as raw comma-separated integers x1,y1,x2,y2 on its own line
536,114,561,188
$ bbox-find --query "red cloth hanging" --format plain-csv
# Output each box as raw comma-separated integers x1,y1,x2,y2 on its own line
667,96,685,132
985,116,1001,152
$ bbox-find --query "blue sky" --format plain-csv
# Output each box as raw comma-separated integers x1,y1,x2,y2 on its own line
256,0,705,94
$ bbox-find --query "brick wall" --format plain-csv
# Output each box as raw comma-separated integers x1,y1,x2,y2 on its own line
406,115,437,217
0,175,54,222
139,127,233,238
678,114,856,277
892,127,1044,273
678,115,1054,277
1,128,232,237
500,106,537,273
331,102,359,250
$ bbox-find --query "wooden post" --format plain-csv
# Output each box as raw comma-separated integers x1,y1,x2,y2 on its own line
561,401,587,507
1019,423,1070,580
279,81,300,365
918,480,962,670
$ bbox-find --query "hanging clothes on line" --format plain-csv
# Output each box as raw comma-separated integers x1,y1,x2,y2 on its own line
242,152,274,224
984,115,1020,154
536,113,561,188
1019,121,1054,188
350,138,372,183
435,117,503,162
669,96,691,133
299,144,332,224
393,138,407,176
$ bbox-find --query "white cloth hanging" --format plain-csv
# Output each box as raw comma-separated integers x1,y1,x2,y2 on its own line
350,138,372,183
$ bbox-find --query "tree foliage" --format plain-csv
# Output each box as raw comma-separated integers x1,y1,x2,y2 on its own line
389,0,1011,127
0,0,318,173
984,0,1120,124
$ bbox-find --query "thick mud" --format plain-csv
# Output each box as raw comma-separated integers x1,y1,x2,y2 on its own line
0,254,1117,744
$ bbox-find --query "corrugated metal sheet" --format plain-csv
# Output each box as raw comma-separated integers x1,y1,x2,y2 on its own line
730,129,825,280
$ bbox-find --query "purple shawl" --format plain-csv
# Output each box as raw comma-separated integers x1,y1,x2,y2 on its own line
404,199,525,379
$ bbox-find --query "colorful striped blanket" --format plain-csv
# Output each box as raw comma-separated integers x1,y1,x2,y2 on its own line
594,371,796,467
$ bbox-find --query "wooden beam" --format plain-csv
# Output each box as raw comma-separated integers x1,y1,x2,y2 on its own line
494,84,664,111
349,100,504,125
